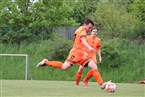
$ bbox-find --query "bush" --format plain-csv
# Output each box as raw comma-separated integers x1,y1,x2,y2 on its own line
98,38,145,82
101,38,128,68
47,33,73,61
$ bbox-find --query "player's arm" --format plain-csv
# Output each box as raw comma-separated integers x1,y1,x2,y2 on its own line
81,37,94,52
97,48,102,63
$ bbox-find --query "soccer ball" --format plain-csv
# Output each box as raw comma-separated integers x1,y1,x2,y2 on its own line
105,82,117,93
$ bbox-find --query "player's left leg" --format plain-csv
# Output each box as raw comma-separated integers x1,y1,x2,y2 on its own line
75,65,84,86
83,69,93,86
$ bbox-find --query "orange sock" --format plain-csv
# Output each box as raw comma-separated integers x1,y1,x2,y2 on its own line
92,69,103,86
84,69,93,80
44,61,62,69
75,72,82,85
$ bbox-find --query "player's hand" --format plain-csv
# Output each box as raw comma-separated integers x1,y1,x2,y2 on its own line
89,47,94,52
99,57,102,63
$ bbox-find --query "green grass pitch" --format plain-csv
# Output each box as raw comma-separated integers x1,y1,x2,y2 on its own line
1,80,144,97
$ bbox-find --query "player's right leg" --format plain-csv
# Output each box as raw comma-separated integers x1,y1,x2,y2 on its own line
36,59,72,70
100,80,112,90
36,59,48,67
87,60,109,89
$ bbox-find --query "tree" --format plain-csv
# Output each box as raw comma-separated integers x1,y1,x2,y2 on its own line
0,0,77,44
71,0,97,25
127,0,145,40
92,2,144,39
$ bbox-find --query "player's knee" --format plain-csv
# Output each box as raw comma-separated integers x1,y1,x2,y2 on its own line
61,63,72,70
88,60,98,69
62,67,68,70
78,68,83,72
78,66,83,72
61,66,69,70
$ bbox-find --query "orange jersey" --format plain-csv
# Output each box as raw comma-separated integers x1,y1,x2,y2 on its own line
66,26,90,66
70,26,87,56
85,35,101,63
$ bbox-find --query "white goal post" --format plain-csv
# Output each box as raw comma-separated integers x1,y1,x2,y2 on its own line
0,54,30,80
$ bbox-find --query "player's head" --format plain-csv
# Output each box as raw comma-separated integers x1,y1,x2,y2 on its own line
83,19,94,32
91,27,98,36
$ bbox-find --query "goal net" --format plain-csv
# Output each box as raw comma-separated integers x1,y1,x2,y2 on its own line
0,54,32,80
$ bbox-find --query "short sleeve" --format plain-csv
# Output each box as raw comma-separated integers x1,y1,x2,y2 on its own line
80,30,87,38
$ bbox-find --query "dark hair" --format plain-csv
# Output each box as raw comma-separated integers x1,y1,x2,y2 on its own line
91,26,98,31
84,19,94,26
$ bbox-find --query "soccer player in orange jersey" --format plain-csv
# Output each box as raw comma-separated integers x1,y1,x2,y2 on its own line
75,27,102,86
36,19,109,89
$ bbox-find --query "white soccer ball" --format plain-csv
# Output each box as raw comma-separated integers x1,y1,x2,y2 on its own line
105,82,117,93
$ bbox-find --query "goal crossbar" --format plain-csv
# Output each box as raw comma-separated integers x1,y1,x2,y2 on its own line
0,54,29,80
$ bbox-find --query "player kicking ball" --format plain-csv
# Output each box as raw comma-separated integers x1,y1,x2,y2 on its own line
37,19,110,90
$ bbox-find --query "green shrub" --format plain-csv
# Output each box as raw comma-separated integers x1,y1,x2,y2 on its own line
0,35,144,82
47,33,72,61
101,38,126,68
98,38,145,82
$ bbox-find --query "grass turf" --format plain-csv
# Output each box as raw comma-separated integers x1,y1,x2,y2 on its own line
1,80,144,97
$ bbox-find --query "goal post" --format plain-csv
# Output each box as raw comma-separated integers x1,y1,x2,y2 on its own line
0,54,31,80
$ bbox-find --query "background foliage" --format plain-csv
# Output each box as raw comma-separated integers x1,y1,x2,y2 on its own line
0,34,144,82
0,0,145,82
0,0,77,44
